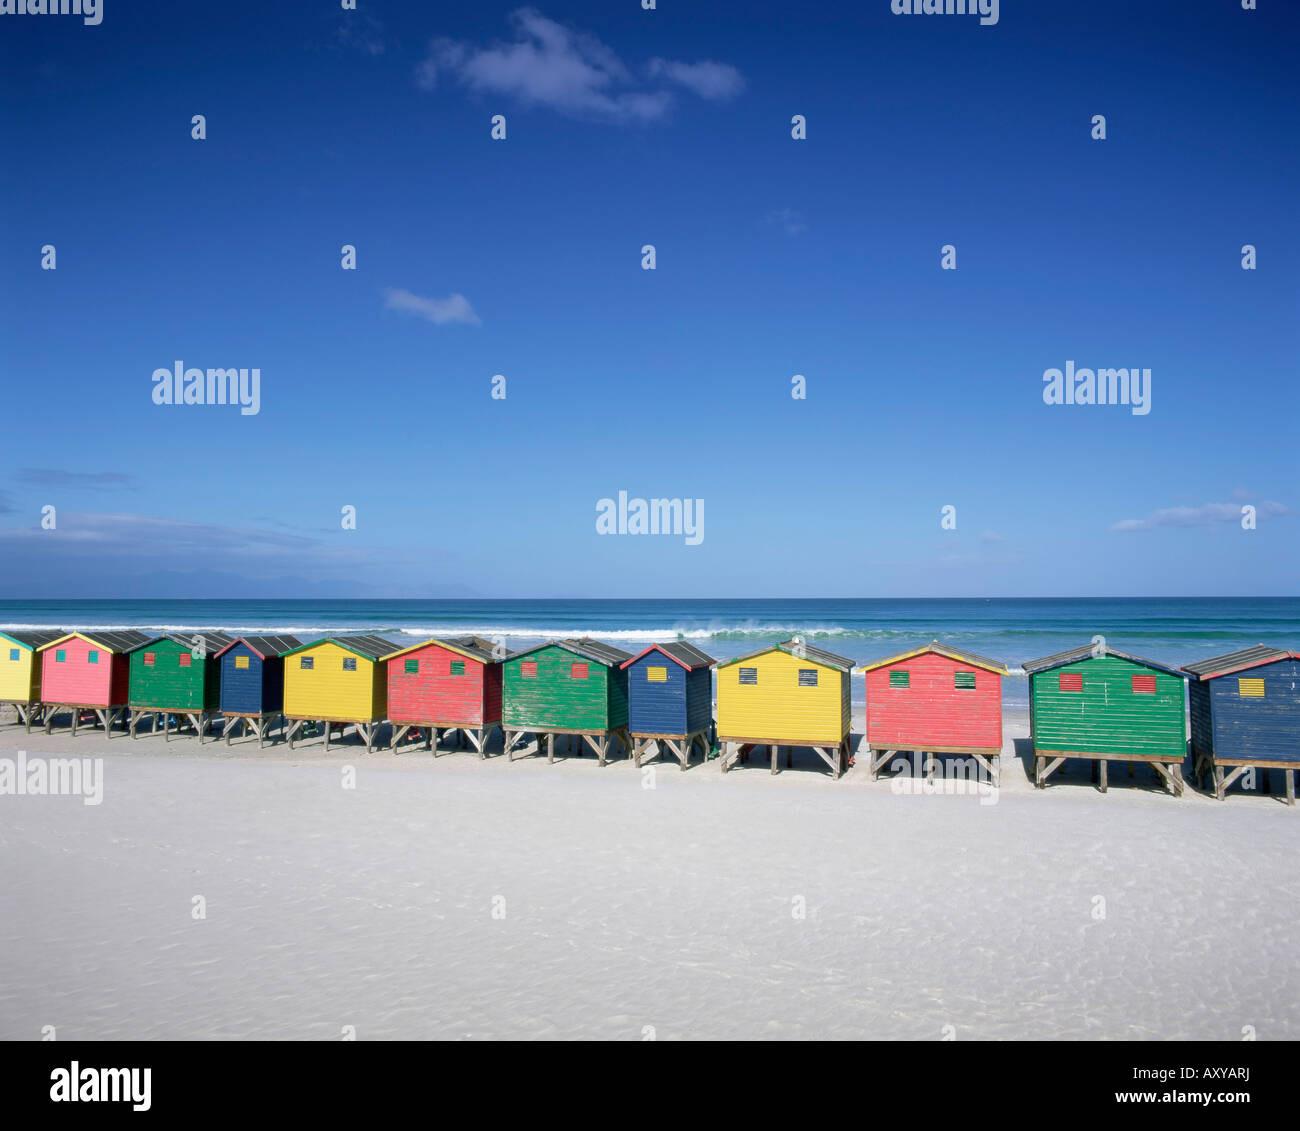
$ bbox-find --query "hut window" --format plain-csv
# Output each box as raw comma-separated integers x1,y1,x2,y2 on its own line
7,649,17,662
55,649,66,663
889,670,909,689
300,656,314,670
738,667,757,685
235,655,250,670
178,653,192,667
450,660,466,676
1238,678,1265,698
143,652,155,666
521,661,538,679
646,665,667,682
87,650,99,664
404,659,419,674
342,657,357,672
1059,672,1082,692
571,663,588,680
1131,674,1157,694
798,668,818,687
954,671,976,690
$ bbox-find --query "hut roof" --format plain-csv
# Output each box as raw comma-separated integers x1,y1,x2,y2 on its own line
620,641,717,671
1021,643,1185,679
283,634,402,661
507,637,634,668
718,638,855,673
856,641,1008,676
125,632,237,656
381,635,507,664
37,630,154,654
1182,644,1299,681
0,629,65,650
212,634,303,660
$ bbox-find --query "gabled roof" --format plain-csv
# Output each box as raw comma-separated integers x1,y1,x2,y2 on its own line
282,634,401,661
718,638,855,673
506,637,634,668
1182,645,1299,681
1021,643,1185,679
620,641,717,671
0,629,65,651
212,634,303,660
381,635,507,664
37,630,154,654
856,640,1008,676
125,632,237,656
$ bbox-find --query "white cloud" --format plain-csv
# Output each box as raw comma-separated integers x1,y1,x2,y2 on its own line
646,58,745,100
383,288,481,327
764,208,807,236
1111,500,1290,532
416,8,743,122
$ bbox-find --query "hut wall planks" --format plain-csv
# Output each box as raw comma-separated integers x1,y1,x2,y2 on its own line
1029,654,1185,758
864,651,1002,751
1197,657,1300,763
284,641,387,721
717,649,849,744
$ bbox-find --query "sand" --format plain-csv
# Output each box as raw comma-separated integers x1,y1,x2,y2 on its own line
0,708,1296,1041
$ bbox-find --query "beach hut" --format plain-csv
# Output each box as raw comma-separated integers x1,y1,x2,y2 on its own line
619,642,716,769
382,635,506,756
715,637,853,778
212,634,302,747
1184,645,1300,805
281,634,400,751
501,638,633,765
0,629,64,729
857,641,1008,785
1022,643,1188,795
36,630,153,737
124,632,235,741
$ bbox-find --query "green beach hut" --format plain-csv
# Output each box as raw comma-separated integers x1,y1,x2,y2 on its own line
1022,642,1188,795
125,632,235,742
501,638,633,765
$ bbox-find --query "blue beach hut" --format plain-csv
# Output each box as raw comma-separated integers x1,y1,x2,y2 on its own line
214,634,301,746
619,642,716,769
1184,645,1300,805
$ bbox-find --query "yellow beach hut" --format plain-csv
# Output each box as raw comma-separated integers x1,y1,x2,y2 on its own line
715,637,854,778
0,629,63,729
281,634,400,751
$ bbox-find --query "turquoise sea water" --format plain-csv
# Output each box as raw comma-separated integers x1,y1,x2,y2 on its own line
2,597,1296,707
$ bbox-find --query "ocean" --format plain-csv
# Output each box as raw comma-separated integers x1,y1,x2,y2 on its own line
3,596,1296,707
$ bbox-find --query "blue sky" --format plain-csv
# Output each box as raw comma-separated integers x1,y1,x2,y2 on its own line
0,0,1296,598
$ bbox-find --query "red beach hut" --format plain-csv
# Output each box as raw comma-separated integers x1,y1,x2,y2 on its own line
382,635,505,756
857,641,1008,784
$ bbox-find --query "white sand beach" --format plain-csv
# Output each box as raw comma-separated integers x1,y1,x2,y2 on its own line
0,707,1296,1041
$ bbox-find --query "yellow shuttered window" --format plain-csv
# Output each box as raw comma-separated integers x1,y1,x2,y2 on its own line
647,666,667,682
235,656,249,669
1238,678,1265,698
